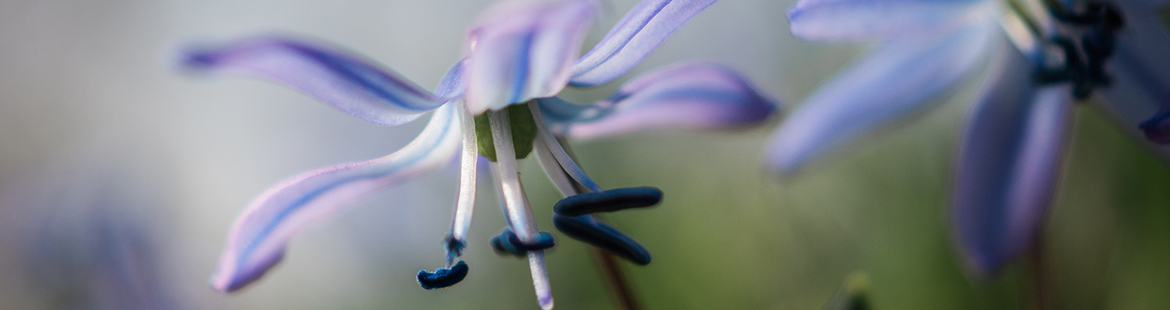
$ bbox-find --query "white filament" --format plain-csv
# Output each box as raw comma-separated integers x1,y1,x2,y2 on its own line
533,137,580,198
526,102,603,193
1001,12,1041,60
447,101,479,265
488,109,554,309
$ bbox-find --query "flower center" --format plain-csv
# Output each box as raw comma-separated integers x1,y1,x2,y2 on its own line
1015,0,1125,99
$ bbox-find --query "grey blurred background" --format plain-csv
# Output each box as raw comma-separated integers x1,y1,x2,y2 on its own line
1,0,1168,309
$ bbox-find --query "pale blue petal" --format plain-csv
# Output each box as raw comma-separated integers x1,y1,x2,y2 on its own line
766,23,995,174
464,0,598,114
210,103,462,292
787,0,992,41
1096,2,1170,159
953,47,1073,275
539,63,778,140
182,37,449,126
569,0,718,87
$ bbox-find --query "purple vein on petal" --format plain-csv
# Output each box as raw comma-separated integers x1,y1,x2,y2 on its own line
182,37,448,126
953,46,1072,276
540,63,778,140
766,22,995,174
569,0,718,87
464,0,597,113
210,103,462,292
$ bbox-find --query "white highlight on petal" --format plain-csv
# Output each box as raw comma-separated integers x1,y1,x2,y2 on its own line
210,103,462,292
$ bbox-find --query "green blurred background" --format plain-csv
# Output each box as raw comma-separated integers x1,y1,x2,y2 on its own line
0,0,1167,309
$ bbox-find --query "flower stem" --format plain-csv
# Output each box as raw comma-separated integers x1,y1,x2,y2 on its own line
589,235,642,310
1027,238,1052,310
558,138,642,310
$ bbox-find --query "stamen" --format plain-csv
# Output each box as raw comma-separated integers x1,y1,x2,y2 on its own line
533,137,580,197
488,109,554,310
554,187,663,217
445,101,479,266
527,101,604,193
552,215,652,265
417,261,469,290
491,229,556,257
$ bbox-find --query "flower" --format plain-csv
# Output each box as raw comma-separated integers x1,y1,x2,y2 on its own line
771,0,1170,276
180,0,778,308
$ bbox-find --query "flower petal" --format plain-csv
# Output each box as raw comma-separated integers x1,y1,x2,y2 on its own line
787,0,993,41
568,0,718,87
953,47,1073,276
210,103,462,292
464,0,598,114
766,23,994,174
182,37,451,126
1096,3,1170,158
538,63,778,140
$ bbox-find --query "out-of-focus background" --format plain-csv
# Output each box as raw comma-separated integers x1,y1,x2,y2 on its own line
1,0,1168,309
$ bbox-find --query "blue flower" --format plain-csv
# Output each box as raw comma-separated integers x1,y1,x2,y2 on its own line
180,0,778,308
773,0,1170,276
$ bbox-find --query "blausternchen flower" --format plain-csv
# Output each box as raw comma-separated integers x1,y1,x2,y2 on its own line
180,0,778,308
772,0,1170,276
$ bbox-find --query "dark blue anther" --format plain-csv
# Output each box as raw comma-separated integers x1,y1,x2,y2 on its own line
490,229,555,257
554,187,663,217
417,261,469,290
444,235,466,257
552,215,651,265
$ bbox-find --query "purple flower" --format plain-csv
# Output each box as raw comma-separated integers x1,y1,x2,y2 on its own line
774,0,1170,276
180,0,778,308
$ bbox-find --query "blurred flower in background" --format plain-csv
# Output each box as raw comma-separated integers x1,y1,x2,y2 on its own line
773,0,1170,278
0,137,182,310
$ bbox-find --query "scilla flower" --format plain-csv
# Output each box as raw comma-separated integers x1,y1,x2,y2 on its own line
773,0,1168,275
181,0,777,308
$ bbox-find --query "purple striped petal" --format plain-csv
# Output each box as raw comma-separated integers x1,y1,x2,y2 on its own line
953,47,1073,276
787,0,992,41
537,63,778,140
463,0,598,114
766,22,994,174
1096,3,1170,158
568,0,718,87
210,103,462,292
183,37,452,126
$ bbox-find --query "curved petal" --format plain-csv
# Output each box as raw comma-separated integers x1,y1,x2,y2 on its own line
463,0,598,114
182,37,450,126
538,63,778,140
953,47,1072,276
766,22,995,174
568,0,718,87
787,0,993,41
210,103,462,292
1096,2,1170,159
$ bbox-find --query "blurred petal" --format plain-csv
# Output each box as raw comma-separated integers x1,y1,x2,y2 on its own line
767,23,995,174
538,63,778,140
787,0,993,41
953,47,1073,276
210,103,462,292
182,37,449,126
1096,2,1170,158
464,0,598,114
569,0,718,87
